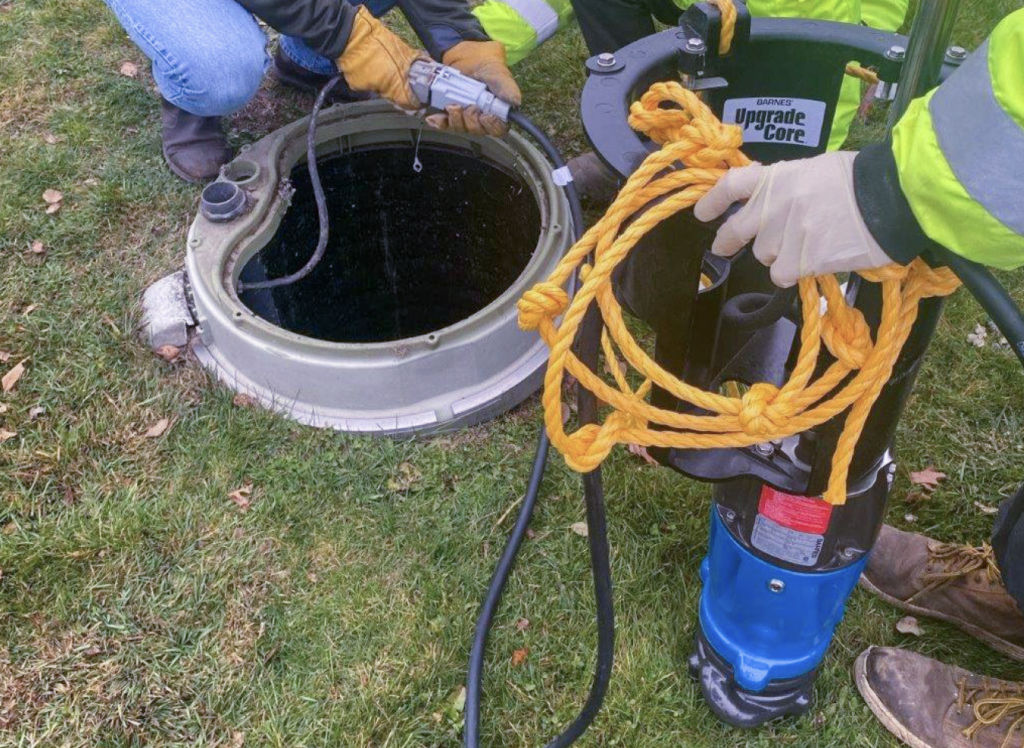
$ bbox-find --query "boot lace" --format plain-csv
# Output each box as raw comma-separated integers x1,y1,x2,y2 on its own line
958,676,1024,748
908,541,1002,604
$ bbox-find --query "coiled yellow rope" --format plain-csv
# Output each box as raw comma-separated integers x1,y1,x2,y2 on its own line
516,81,961,505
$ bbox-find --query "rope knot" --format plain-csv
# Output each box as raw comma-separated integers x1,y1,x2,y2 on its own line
517,283,569,331
738,383,787,437
563,423,613,473
822,304,873,369
687,119,744,168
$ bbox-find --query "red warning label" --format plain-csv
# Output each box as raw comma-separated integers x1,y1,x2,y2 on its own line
758,486,833,535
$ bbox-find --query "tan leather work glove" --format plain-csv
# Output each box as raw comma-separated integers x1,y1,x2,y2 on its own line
337,7,427,110
693,152,895,288
426,40,521,136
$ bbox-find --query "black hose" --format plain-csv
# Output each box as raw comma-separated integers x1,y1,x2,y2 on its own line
237,76,342,293
507,111,585,242
464,110,614,748
936,247,1024,368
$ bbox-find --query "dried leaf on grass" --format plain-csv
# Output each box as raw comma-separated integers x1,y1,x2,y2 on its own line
510,647,529,667
155,344,181,362
628,443,658,466
2,359,27,393
896,616,924,636
570,521,589,537
119,61,139,78
229,483,253,512
967,323,988,348
42,189,62,214
974,501,999,516
0,351,9,363
232,393,258,408
28,406,44,421
42,132,59,145
514,618,530,632
909,466,946,492
29,241,45,256
0,429,16,444
144,417,171,438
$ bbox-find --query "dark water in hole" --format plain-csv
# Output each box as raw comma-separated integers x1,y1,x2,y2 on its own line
238,144,542,343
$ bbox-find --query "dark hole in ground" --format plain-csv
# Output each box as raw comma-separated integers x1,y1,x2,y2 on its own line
238,143,542,343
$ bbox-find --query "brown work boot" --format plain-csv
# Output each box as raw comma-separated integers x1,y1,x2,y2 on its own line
567,151,621,206
856,646,1024,748
861,525,1024,661
160,99,232,183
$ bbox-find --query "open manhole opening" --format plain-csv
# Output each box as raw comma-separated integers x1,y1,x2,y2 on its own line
238,143,543,343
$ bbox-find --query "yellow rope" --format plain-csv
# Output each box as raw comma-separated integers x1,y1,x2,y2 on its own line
516,81,960,505
846,63,881,85
708,0,738,54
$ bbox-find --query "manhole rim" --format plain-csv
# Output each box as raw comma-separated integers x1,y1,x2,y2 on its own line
187,102,570,358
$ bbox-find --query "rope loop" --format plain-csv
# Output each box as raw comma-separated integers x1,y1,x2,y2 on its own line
821,301,873,370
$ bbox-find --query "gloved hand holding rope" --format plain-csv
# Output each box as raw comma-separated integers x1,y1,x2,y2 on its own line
516,81,961,506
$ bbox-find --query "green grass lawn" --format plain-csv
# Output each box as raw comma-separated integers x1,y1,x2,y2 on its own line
2,0,1024,745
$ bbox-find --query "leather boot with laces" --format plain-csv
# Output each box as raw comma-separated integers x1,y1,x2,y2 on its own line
861,525,1024,660
857,646,1024,748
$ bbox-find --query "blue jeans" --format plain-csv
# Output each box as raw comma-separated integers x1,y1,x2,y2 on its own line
102,0,395,117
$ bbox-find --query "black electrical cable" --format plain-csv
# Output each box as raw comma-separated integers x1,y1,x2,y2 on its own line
507,111,585,238
236,75,343,293
936,247,1024,368
464,110,614,748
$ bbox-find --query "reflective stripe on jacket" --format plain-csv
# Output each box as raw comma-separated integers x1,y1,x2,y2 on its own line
893,9,1024,269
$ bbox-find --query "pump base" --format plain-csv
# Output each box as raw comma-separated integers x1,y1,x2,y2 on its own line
688,630,815,728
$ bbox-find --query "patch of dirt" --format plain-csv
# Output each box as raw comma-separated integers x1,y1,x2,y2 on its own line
229,75,308,143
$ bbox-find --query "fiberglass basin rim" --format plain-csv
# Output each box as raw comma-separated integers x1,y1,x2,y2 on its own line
183,100,572,434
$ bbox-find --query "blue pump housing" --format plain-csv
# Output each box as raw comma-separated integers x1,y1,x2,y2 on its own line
698,509,867,692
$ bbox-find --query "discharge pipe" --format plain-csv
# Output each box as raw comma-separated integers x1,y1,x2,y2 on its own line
886,0,962,131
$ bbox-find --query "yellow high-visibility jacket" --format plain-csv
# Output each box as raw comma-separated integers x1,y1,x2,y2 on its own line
472,0,574,65
855,9,1024,269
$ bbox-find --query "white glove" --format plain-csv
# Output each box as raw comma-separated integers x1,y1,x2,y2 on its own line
693,151,894,288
